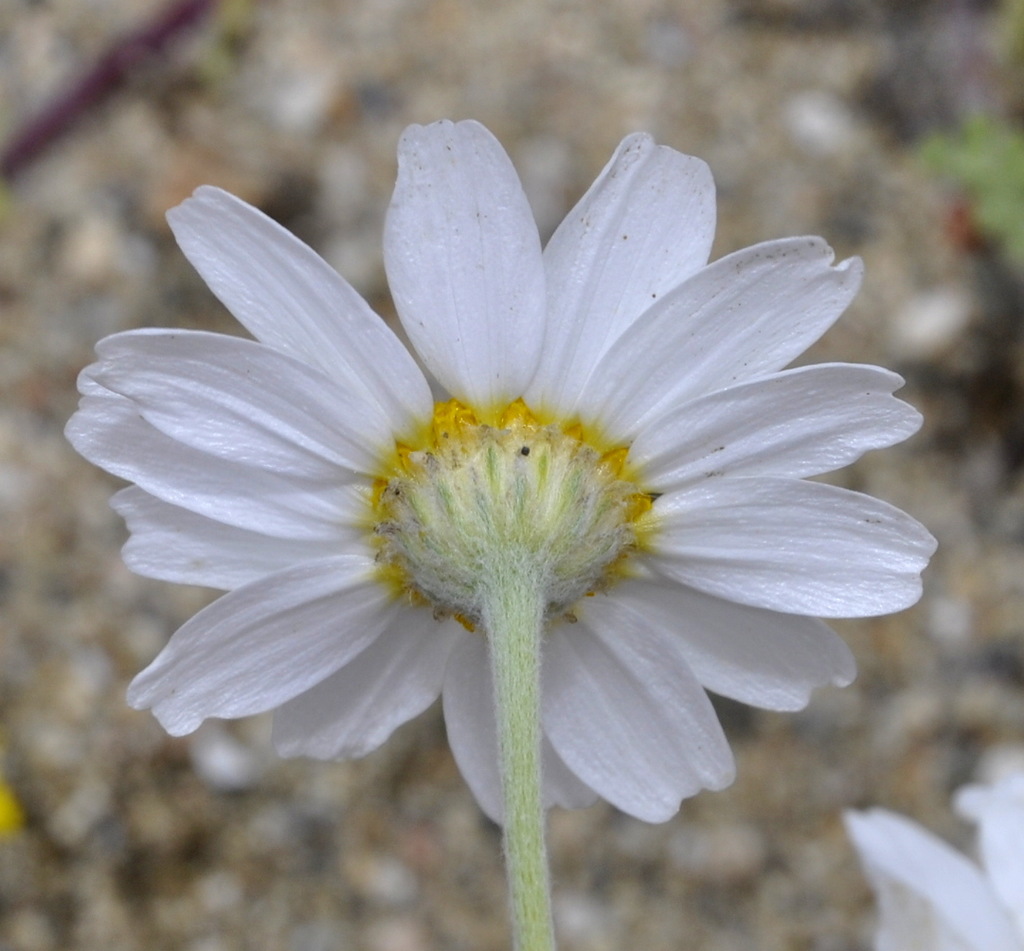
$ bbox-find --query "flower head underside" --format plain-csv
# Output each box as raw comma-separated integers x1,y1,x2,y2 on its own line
373,398,654,628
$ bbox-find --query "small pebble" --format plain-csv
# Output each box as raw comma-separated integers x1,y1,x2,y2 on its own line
783,90,859,156
189,723,265,793
668,822,767,885
889,287,973,361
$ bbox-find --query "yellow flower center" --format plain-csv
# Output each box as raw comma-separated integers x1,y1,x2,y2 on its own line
371,399,654,628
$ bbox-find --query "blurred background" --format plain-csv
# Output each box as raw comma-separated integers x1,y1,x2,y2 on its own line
2,0,1024,948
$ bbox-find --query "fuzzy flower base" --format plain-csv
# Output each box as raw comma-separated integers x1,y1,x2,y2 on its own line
67,119,935,823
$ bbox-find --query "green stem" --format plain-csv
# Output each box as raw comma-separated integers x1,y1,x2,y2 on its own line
481,562,556,951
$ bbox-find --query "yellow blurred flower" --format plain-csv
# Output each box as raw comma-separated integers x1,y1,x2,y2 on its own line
0,777,25,836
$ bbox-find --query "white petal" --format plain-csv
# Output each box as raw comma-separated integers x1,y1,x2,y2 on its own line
577,237,862,427
542,740,600,812
112,486,358,589
599,579,855,710
844,809,1021,951
166,185,432,435
956,775,1024,935
648,478,936,617
272,607,463,760
526,134,715,416
442,632,599,823
90,329,393,476
630,364,922,489
384,120,546,410
442,632,505,822
127,554,398,735
542,619,734,823
67,387,364,541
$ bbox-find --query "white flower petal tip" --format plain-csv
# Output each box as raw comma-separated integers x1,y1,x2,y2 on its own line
271,610,464,762
111,486,358,590
166,186,433,438
579,241,865,436
69,119,934,824
630,363,923,488
650,479,936,618
126,555,397,736
542,620,736,823
599,581,856,714
86,329,396,476
846,777,1024,951
527,133,717,416
385,119,547,411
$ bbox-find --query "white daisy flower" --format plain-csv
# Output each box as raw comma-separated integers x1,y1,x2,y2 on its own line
845,773,1024,950
67,119,935,825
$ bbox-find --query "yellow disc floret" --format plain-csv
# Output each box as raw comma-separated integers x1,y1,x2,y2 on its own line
372,399,654,627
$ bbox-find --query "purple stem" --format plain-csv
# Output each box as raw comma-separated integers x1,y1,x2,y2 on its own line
1,0,218,181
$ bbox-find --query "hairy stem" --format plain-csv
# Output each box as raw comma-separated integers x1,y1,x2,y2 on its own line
481,562,556,951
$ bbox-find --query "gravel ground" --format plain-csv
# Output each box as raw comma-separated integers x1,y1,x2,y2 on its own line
2,1,1023,949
